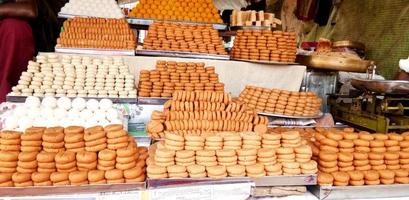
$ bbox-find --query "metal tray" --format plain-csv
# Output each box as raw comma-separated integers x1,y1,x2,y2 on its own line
6,95,138,104
55,46,135,56
136,49,230,60
309,184,409,200
258,111,324,119
0,182,145,197
147,175,316,188
351,78,409,94
230,26,272,31
233,58,299,65
296,54,372,72
138,97,171,105
126,17,227,30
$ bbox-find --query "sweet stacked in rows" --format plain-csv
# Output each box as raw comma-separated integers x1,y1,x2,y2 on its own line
60,0,124,19
238,85,322,117
10,54,136,98
0,125,147,187
230,10,281,27
146,132,317,178
315,129,409,186
146,91,269,139
129,0,222,23
138,61,225,97
143,21,227,55
57,17,136,50
231,30,296,62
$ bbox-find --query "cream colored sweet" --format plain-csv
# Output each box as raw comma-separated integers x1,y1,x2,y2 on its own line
9,54,137,98
2,97,124,131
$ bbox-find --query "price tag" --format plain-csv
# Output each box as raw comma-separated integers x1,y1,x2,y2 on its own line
149,182,254,200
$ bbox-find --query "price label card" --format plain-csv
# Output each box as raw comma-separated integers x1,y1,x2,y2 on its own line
149,182,254,200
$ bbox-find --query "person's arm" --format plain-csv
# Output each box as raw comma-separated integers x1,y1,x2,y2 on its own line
0,0,37,19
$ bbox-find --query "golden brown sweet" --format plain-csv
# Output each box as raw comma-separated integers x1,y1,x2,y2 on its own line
238,85,322,117
143,21,227,55
57,18,136,50
129,0,222,23
138,61,225,97
231,30,296,62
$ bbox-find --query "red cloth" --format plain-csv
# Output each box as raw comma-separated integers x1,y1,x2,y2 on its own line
0,18,34,102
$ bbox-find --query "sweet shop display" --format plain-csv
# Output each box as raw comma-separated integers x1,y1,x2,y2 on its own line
56,18,136,50
3,97,124,131
128,0,222,23
231,30,297,62
9,54,137,98
313,128,409,186
145,131,317,178
0,125,147,187
137,60,225,97
59,0,124,19
143,21,227,55
230,10,281,27
145,91,269,139
237,85,322,117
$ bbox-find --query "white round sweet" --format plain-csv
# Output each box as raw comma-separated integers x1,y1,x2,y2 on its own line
72,97,86,111
98,119,110,127
80,109,94,120
26,107,41,119
57,97,71,110
46,118,59,127
106,108,119,122
93,109,106,121
33,117,46,127
86,99,99,111
18,117,33,130
24,96,41,108
4,116,19,130
41,96,57,108
40,107,54,119
14,106,27,117
67,109,80,119
99,99,113,111
54,108,67,119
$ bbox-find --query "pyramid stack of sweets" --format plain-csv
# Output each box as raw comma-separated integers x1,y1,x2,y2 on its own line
57,18,136,50
143,21,227,55
231,30,296,62
128,0,222,23
315,128,409,186
0,125,148,187
145,131,317,179
145,91,270,139
238,85,322,117
230,10,281,27
137,60,225,97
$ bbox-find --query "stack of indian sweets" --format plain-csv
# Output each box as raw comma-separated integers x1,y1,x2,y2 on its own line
143,21,227,55
137,60,225,97
128,0,222,23
231,30,297,62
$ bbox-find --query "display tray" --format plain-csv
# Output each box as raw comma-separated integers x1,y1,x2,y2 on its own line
258,111,324,119
0,182,145,197
136,49,230,60
126,17,227,30
6,95,138,104
148,174,316,188
232,58,298,65
137,97,171,105
55,46,135,56
296,54,372,72
308,184,409,200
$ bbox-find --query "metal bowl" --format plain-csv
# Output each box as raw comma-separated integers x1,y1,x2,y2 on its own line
351,78,409,94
